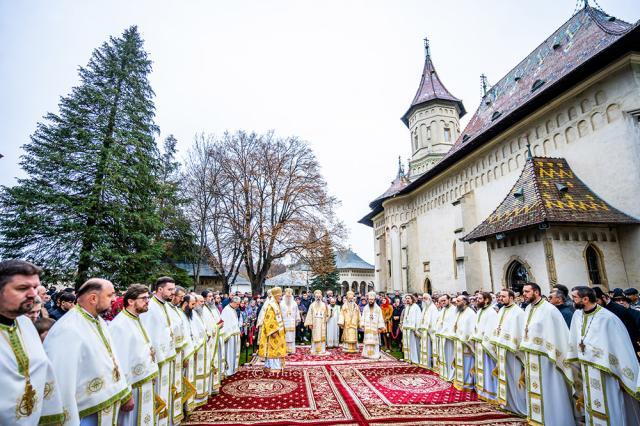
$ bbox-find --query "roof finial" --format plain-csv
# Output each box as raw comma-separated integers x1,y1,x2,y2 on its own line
480,74,490,98
397,156,405,177
526,141,533,161
423,37,430,58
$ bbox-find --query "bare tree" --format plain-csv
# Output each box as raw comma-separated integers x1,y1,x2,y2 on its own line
182,133,243,291
217,131,345,295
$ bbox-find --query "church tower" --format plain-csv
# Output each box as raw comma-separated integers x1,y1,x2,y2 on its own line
401,38,466,178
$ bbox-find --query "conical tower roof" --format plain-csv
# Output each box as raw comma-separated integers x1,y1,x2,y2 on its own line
401,38,466,126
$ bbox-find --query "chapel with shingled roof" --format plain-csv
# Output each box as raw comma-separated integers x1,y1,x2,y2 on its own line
360,3,640,296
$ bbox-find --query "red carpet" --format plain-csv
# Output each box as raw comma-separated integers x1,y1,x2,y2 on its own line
185,346,525,426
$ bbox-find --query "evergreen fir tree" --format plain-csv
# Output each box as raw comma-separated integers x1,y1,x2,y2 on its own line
0,26,166,286
309,233,339,293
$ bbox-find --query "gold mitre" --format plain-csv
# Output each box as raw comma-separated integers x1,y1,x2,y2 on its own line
271,286,283,297
314,289,322,297
346,290,354,297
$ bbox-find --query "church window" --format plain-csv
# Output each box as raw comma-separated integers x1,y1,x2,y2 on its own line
531,79,545,92
444,127,451,142
413,133,419,151
585,244,605,286
506,259,529,295
427,126,431,139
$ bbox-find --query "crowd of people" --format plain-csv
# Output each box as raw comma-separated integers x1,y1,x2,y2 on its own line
0,259,246,426
3,256,640,426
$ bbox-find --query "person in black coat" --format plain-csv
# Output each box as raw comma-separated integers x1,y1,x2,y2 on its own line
593,286,640,361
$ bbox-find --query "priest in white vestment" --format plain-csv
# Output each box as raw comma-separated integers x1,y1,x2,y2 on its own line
471,292,499,403
139,277,177,426
338,291,360,353
191,295,209,409
279,288,299,354
452,295,477,391
519,283,576,426
326,297,341,348
220,297,241,376
204,294,224,394
360,292,386,359
418,293,438,370
45,279,132,425
568,286,640,426
110,284,159,426
199,291,218,395
167,287,189,424
257,289,272,329
401,294,421,364
304,290,329,355
489,289,527,417
0,259,64,425
435,295,457,381
177,295,197,415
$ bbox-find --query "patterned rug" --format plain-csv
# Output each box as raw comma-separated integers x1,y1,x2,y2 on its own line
185,347,525,426
250,345,396,366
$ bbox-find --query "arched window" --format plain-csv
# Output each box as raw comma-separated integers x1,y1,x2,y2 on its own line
506,260,529,295
585,244,605,286
342,281,349,295
424,277,432,294
444,127,452,142
359,281,366,295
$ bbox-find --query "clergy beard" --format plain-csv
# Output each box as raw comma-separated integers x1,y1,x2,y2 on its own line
574,302,584,310
457,305,466,312
195,306,203,315
184,307,193,319
368,301,374,306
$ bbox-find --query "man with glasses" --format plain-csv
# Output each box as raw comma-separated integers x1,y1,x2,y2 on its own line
111,284,158,426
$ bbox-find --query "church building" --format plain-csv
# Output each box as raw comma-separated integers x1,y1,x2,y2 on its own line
360,4,640,296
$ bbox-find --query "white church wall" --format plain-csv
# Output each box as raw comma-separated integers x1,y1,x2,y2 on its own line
374,56,640,295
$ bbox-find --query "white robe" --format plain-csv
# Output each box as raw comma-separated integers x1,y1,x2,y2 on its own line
204,305,224,394
279,298,299,354
490,304,527,416
402,304,421,364
110,310,158,426
304,301,329,355
360,304,385,359
568,306,640,426
472,306,499,402
178,309,197,414
189,312,208,410
519,299,575,426
199,306,217,395
44,306,131,426
220,305,241,376
326,305,341,348
139,296,176,426
166,303,187,424
435,305,457,381
0,316,64,425
452,307,477,391
418,302,439,369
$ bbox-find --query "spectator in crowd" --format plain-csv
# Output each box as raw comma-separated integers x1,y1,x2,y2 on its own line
624,287,640,310
34,317,55,342
549,287,574,328
49,291,75,320
26,296,43,322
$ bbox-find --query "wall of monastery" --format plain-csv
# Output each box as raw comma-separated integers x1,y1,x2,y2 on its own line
373,57,640,295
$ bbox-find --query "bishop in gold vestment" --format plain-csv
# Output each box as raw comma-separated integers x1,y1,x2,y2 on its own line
338,291,360,353
258,286,287,372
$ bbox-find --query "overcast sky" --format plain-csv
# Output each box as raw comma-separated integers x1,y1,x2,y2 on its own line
1,0,637,264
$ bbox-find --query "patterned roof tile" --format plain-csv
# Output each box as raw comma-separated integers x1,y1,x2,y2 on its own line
462,157,639,241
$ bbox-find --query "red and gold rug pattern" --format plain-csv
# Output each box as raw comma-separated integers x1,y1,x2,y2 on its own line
186,347,526,426
332,362,522,424
251,345,396,366
184,364,352,425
